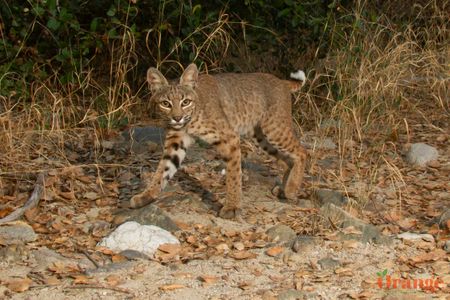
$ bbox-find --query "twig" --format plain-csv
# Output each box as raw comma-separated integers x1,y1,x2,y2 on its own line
80,249,100,269
65,284,133,295
81,250,101,268
0,173,45,224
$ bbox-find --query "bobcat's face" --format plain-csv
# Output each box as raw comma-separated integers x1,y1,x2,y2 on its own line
153,86,197,129
147,64,199,130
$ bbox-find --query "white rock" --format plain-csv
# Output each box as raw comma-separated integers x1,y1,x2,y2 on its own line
397,232,434,242
97,221,179,256
406,143,438,167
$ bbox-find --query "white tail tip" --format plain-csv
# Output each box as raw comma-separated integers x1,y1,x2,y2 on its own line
290,70,306,81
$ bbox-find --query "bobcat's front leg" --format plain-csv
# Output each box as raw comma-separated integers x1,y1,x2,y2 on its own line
130,130,192,208
213,134,242,219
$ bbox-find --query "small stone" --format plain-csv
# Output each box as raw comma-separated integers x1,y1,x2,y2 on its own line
86,208,100,220
98,221,179,256
292,235,316,253
444,241,450,253
119,249,150,260
405,143,439,167
0,221,37,244
318,257,341,270
397,232,435,243
266,224,296,245
314,189,348,207
114,204,179,232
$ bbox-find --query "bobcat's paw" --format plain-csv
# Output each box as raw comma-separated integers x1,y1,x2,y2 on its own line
130,193,155,209
219,206,241,219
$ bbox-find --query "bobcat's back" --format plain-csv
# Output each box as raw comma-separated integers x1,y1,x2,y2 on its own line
194,73,293,135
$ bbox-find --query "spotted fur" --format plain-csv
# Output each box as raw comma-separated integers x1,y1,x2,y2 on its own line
130,64,307,219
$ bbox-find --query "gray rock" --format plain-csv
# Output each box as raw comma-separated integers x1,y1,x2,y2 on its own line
397,232,435,242
266,224,296,245
0,221,37,244
320,203,366,229
119,249,150,260
278,289,317,300
444,241,450,253
406,143,439,167
292,235,316,253
318,257,341,270
314,189,348,207
98,221,179,256
115,204,179,232
321,203,389,244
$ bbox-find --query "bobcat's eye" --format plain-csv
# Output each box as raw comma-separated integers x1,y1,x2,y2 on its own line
181,99,192,107
160,100,171,108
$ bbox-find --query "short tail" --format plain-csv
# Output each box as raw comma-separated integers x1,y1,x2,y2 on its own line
287,69,306,92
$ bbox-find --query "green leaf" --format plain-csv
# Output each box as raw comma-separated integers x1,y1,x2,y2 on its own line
90,18,100,31
47,18,61,31
107,8,116,17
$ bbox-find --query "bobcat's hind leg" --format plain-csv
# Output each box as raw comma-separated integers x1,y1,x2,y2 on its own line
130,130,192,208
256,121,307,201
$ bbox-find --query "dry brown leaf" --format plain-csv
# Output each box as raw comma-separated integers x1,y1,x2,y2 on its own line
48,261,67,274
397,218,417,229
238,281,252,290
7,278,33,293
266,246,284,257
173,220,191,230
105,274,123,287
72,275,91,285
159,284,185,291
335,267,353,276
112,254,127,263
199,275,219,285
411,249,447,264
158,243,181,254
44,276,61,286
96,247,115,255
172,272,193,279
186,235,197,244
229,250,257,260
342,240,360,249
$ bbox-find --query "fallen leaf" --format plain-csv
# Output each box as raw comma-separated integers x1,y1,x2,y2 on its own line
238,281,252,290
229,250,257,260
72,275,91,285
410,249,447,264
105,274,123,287
199,275,219,285
44,277,61,286
112,254,127,263
266,246,284,257
159,284,185,291
7,278,33,293
158,243,181,254
172,272,193,279
335,267,353,276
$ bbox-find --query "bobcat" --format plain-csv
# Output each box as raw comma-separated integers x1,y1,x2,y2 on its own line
130,64,307,219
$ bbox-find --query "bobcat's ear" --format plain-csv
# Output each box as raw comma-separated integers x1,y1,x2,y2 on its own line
179,63,198,89
147,67,169,93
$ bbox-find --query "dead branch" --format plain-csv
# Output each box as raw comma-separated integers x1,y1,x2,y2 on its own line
0,173,45,224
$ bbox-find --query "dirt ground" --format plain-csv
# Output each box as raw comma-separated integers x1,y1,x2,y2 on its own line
0,119,449,299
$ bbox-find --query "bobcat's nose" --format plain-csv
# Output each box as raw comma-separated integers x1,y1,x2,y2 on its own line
172,116,183,122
